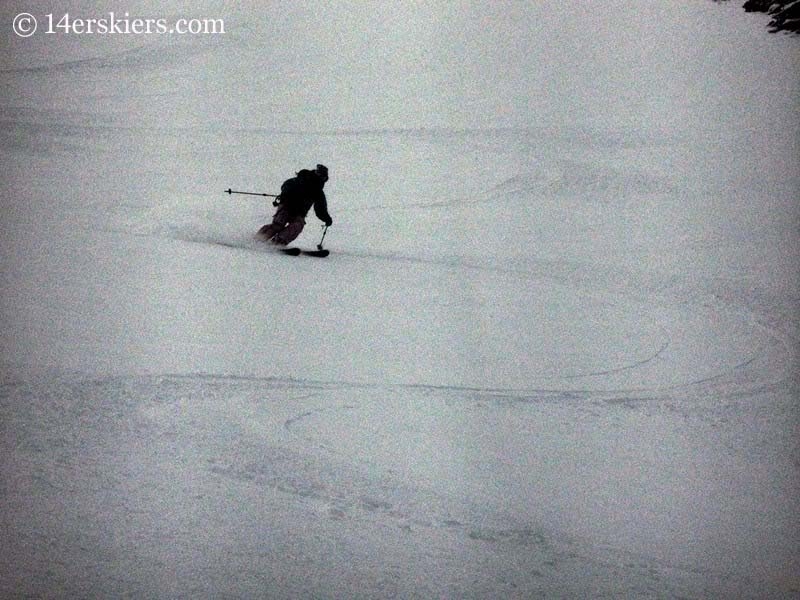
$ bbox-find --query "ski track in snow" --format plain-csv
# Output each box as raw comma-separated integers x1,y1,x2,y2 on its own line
160,227,794,402
3,165,796,597
1,370,795,598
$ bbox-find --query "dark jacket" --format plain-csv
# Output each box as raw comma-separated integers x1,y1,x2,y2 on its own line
278,170,331,224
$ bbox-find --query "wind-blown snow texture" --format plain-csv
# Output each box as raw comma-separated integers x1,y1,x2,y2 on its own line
1,2,799,598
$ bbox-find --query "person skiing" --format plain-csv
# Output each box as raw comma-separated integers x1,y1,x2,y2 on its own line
258,164,332,246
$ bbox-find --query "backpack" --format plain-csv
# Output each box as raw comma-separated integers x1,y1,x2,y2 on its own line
278,170,316,214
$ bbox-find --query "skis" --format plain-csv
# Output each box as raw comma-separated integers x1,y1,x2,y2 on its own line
279,247,330,258
257,226,330,257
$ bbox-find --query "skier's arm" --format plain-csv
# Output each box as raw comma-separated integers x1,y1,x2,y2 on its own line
314,194,332,226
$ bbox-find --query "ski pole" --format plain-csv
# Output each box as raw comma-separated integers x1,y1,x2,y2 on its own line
224,188,279,198
225,188,281,206
317,225,328,251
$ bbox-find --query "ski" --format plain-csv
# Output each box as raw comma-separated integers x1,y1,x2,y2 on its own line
280,247,329,258
301,249,330,257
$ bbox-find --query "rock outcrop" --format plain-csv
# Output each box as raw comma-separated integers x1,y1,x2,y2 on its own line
717,0,799,33
743,0,800,33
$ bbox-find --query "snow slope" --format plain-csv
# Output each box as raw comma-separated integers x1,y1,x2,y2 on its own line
1,2,798,597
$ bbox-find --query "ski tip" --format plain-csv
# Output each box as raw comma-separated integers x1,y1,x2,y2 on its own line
278,247,329,257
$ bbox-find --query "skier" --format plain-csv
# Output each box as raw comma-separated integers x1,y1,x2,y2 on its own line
258,164,333,246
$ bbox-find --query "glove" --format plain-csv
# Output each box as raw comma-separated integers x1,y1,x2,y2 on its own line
325,217,333,227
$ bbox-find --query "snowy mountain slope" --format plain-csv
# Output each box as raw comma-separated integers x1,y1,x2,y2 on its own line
1,1,798,597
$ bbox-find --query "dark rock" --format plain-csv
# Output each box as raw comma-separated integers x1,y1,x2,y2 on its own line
767,1,800,33
743,0,773,12
721,0,800,33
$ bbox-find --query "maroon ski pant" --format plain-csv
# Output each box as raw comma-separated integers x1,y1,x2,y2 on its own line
258,205,305,245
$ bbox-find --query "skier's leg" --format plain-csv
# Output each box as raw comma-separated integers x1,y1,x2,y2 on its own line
258,206,290,241
272,215,305,245
258,223,280,239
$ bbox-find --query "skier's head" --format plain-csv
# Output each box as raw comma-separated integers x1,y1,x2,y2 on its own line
314,164,329,183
